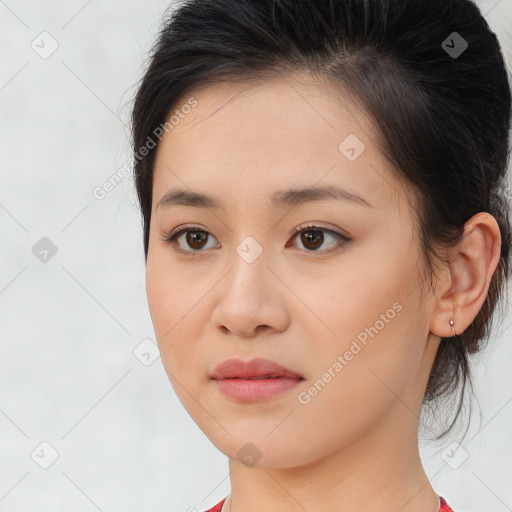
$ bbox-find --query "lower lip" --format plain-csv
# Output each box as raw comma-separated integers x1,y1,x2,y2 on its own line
214,377,302,401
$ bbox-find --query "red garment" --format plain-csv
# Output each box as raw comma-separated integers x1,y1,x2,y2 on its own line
439,496,455,512
204,495,454,512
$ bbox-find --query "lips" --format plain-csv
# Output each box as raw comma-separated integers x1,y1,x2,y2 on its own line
211,357,304,381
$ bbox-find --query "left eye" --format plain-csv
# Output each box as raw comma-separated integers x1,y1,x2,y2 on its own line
162,224,350,254
289,224,349,252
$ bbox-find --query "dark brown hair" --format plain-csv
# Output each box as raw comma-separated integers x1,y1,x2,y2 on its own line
131,0,512,439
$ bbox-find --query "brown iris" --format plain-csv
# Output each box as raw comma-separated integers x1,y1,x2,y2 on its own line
186,231,209,250
300,229,324,250
180,227,327,252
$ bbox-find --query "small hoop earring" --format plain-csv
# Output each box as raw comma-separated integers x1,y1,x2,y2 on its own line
449,319,456,337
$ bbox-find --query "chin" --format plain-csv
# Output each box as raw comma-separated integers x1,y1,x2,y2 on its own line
210,431,321,470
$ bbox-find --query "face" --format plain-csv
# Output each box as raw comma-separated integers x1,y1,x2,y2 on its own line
146,72,439,468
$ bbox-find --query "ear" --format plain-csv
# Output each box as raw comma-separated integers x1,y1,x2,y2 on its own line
429,212,502,338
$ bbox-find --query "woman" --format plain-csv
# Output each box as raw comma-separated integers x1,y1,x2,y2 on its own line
130,0,511,510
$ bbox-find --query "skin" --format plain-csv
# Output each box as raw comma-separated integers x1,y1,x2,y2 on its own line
145,72,501,512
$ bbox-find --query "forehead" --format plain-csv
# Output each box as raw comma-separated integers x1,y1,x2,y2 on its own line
161,72,373,148
152,73,408,212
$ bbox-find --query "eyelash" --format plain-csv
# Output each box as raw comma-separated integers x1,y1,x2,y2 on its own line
161,223,351,256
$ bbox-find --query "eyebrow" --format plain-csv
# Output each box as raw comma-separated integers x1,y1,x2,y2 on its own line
156,184,373,211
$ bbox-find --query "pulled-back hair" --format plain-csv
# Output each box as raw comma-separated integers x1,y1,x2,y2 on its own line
131,0,512,439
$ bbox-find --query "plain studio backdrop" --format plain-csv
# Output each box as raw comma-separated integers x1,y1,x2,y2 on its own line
1,1,511,511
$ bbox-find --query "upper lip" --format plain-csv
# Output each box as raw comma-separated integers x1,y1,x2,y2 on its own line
211,357,304,380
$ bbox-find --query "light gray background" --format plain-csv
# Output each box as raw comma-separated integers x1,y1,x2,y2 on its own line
1,1,511,511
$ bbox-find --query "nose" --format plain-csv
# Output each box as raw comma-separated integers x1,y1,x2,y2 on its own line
210,246,290,338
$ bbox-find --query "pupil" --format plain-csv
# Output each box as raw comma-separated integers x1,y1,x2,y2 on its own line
303,230,323,250
184,229,325,251
187,231,207,249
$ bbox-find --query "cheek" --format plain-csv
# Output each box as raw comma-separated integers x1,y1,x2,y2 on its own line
146,260,191,363
146,260,173,337
146,282,214,439
291,300,423,458
297,245,424,399
146,251,192,333
145,255,217,386
293,244,414,345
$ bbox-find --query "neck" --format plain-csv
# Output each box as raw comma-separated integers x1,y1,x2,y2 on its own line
223,410,439,512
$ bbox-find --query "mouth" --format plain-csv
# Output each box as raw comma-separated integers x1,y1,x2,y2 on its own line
212,374,304,402
210,357,304,381
231,375,285,380
210,358,304,401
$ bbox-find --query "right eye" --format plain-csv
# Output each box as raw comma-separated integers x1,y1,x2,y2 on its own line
161,225,219,254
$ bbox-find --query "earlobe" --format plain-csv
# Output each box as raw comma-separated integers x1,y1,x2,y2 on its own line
429,212,501,339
